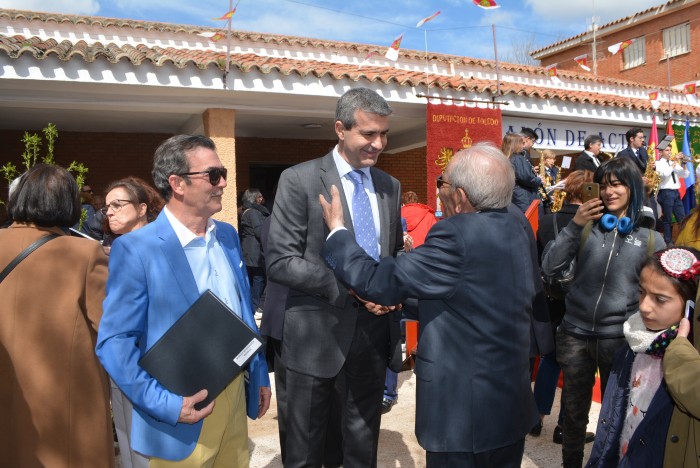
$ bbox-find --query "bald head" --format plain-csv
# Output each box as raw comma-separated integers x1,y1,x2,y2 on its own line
446,142,514,211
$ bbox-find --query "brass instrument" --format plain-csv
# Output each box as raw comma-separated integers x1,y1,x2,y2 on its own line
645,156,661,198
551,166,566,212
599,151,614,160
535,150,553,208
670,153,693,164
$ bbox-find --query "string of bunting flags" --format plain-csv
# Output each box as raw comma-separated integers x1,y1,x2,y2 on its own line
198,2,500,67
196,0,698,103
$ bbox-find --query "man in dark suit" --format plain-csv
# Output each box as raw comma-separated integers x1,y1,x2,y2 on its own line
616,127,659,219
266,87,404,467
319,142,538,468
616,127,648,172
573,134,604,172
259,216,343,467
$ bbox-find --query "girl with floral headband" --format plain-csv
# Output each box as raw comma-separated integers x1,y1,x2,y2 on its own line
662,248,700,466
587,247,700,467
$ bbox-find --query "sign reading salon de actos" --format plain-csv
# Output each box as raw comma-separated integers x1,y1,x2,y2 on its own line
502,117,652,152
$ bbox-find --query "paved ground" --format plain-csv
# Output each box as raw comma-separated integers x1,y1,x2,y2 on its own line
247,370,600,468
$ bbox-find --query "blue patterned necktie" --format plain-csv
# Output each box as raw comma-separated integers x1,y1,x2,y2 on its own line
347,170,379,261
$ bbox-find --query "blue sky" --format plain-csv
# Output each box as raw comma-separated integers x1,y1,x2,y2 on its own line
1,0,664,61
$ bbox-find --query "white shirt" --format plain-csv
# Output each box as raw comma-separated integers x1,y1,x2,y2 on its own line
656,157,689,191
332,146,381,252
583,150,601,167
163,206,242,316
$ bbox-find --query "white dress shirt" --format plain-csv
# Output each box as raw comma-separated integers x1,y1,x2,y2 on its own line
656,157,689,191
332,146,381,252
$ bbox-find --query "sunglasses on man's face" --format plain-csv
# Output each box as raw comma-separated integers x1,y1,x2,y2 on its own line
177,167,228,185
436,174,452,190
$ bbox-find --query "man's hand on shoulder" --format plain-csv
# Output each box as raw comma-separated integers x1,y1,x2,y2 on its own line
319,185,345,231
178,389,215,424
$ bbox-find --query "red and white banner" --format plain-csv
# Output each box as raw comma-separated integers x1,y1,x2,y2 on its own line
385,34,403,61
545,64,561,83
416,11,440,27
472,0,500,9
426,103,502,211
574,54,591,72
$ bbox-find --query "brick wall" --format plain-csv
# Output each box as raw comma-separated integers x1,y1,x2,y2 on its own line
0,129,430,221
0,128,172,198
540,3,700,89
377,147,429,204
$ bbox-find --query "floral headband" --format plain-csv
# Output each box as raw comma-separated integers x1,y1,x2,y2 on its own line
658,249,700,281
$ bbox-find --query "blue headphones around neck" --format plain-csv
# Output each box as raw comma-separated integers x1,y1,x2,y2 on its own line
600,213,633,235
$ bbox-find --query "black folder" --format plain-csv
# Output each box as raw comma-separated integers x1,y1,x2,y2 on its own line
138,290,263,410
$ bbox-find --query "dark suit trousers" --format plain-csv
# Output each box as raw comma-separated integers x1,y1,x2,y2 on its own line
426,439,525,468
285,309,388,468
272,338,343,466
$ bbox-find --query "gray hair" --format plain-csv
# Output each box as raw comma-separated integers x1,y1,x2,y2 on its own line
152,135,216,201
584,134,602,150
242,188,262,205
447,142,515,210
335,88,393,130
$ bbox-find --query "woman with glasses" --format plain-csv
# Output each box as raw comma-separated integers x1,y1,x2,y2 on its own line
102,176,164,468
102,177,164,244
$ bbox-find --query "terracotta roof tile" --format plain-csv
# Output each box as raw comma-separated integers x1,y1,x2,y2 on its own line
2,7,689,93
1,9,699,117
2,32,698,116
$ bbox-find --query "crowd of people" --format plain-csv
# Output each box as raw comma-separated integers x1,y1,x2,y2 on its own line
3,86,700,468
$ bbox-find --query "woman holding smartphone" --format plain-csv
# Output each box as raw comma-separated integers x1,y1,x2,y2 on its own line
542,157,665,468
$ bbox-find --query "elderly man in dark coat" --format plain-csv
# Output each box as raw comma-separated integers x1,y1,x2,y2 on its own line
320,142,538,468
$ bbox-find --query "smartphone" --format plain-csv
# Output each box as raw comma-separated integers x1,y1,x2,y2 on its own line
581,182,600,203
685,300,695,320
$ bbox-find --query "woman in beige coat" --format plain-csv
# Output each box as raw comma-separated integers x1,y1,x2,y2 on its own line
0,164,113,467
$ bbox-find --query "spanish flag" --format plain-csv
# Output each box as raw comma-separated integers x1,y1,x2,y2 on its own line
385,34,403,62
213,9,236,20
472,0,500,9
608,39,634,55
199,31,226,42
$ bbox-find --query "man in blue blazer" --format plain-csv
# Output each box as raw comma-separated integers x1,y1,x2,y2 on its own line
96,135,270,465
319,142,538,467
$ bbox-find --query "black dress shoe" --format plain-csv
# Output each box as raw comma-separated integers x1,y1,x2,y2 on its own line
529,420,543,437
381,398,397,414
553,426,595,444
